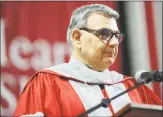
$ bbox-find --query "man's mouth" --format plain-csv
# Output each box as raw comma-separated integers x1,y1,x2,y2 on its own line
104,51,114,57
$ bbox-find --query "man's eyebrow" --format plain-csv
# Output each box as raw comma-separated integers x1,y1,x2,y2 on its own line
114,31,120,33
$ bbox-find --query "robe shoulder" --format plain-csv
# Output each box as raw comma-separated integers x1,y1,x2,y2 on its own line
14,70,62,116
14,70,86,116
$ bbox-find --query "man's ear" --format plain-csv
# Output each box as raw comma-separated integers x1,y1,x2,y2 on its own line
71,29,81,48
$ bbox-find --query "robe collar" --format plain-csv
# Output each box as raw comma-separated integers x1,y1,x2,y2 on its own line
67,56,123,84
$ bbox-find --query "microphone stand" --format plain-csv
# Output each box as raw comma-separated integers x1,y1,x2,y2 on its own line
77,78,152,117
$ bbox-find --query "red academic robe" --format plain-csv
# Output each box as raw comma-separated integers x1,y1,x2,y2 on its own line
14,70,162,116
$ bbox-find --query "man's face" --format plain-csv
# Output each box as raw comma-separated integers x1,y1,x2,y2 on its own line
75,13,120,71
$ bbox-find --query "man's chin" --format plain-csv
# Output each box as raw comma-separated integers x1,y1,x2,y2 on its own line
103,57,114,66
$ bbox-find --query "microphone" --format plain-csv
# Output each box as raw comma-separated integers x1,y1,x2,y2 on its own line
135,70,163,83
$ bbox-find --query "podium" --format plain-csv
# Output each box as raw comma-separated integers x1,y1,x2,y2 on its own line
114,103,163,117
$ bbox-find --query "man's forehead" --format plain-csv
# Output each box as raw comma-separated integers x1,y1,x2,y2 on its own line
105,19,119,31
86,13,119,31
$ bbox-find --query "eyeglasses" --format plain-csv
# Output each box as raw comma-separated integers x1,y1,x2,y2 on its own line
79,27,124,43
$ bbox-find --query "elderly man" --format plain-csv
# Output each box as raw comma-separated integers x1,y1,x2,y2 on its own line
14,4,161,116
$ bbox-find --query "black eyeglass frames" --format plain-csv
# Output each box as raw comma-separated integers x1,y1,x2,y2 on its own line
79,27,124,43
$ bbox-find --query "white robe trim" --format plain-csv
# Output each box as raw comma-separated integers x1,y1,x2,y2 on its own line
45,57,132,116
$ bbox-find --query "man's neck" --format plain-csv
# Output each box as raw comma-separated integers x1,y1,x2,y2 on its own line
71,53,105,72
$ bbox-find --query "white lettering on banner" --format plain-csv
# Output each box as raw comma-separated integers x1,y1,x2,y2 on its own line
30,39,52,71
1,73,17,116
1,73,29,116
53,42,71,64
9,36,33,71
8,36,71,71
1,19,8,67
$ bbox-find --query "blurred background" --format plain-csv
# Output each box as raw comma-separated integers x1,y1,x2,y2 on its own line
1,1,162,116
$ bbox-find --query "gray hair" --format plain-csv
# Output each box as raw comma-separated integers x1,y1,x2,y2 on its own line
67,4,119,47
